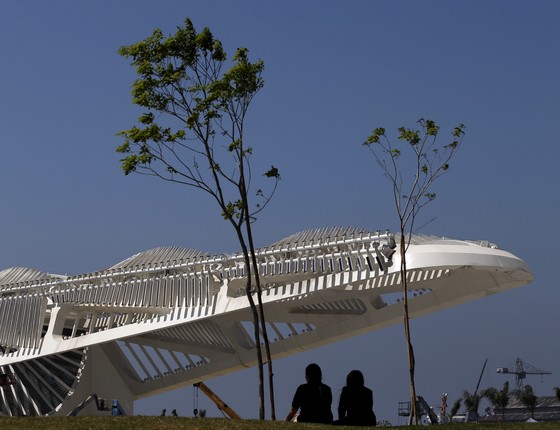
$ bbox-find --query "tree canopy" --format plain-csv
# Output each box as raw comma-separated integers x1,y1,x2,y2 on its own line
117,18,279,224
514,385,538,418
364,119,465,237
481,382,511,420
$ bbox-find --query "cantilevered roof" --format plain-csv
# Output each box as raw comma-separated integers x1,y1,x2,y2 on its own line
108,246,210,270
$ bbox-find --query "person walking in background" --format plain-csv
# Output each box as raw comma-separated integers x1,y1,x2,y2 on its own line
336,370,376,426
286,363,333,424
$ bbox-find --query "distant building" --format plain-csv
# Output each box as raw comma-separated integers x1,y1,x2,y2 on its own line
480,396,560,423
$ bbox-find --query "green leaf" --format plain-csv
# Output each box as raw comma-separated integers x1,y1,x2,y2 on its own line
424,119,439,136
116,141,130,153
120,154,139,175
453,124,466,137
221,200,244,220
139,112,154,124
398,127,420,145
228,139,241,152
363,127,385,146
264,165,280,179
195,27,215,52
425,192,436,201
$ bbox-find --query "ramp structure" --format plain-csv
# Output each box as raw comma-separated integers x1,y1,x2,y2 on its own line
0,227,532,416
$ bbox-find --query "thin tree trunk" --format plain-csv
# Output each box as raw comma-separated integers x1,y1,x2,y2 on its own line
245,259,265,420
246,225,276,420
243,197,276,419
401,233,417,425
239,173,275,420
252,259,276,419
235,227,265,420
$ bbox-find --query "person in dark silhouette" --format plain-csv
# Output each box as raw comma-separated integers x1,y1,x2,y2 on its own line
286,363,333,424
171,409,178,416
160,408,166,416
335,370,376,426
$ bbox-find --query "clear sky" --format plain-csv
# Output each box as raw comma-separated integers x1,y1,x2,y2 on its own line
1,0,559,423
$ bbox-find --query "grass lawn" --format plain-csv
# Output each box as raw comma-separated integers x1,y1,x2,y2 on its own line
1,417,560,430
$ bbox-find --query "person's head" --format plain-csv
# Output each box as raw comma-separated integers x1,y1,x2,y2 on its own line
305,363,322,384
346,370,365,389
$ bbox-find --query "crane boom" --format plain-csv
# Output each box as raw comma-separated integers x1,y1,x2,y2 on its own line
193,382,241,419
474,358,488,395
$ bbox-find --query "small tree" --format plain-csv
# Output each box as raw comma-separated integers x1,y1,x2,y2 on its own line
462,390,482,422
116,18,279,420
449,399,461,418
481,381,511,421
364,119,465,423
514,384,538,419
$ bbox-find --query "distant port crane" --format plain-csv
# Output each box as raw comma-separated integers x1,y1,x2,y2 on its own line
497,358,551,390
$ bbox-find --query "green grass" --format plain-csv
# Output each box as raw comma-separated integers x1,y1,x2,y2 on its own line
0,417,560,430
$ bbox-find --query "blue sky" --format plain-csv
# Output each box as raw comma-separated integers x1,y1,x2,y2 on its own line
1,0,559,423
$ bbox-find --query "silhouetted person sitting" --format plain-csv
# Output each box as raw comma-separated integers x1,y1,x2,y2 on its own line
336,370,376,426
286,363,333,424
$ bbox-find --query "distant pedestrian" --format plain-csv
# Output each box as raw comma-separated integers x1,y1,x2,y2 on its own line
171,409,178,416
160,408,166,416
335,370,376,426
286,363,333,424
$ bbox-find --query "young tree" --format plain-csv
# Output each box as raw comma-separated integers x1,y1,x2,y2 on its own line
116,18,279,420
481,381,511,421
514,385,538,419
462,390,483,422
449,398,461,419
363,119,465,424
